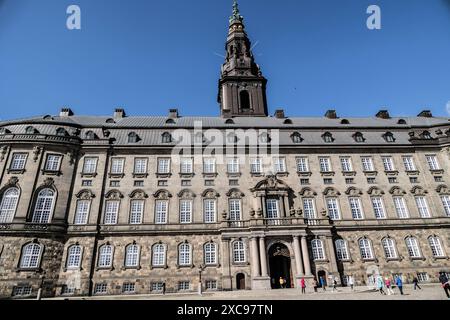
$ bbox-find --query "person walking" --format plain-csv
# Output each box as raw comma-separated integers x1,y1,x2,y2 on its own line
438,273,450,298
376,276,386,295
312,277,318,293
332,278,337,292
385,277,394,295
412,277,422,290
320,276,326,292
279,277,285,289
348,275,354,291
300,278,306,294
395,276,404,295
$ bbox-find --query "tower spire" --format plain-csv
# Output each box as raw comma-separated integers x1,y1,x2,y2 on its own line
229,0,244,25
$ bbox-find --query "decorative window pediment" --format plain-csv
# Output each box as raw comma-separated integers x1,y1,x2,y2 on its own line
322,187,340,197
345,187,363,196
105,190,124,200
177,189,196,199
299,187,317,197
153,189,172,200
436,185,450,195
129,189,148,199
410,186,428,196
367,187,385,196
226,188,244,198
202,189,220,199
76,189,95,200
389,186,407,196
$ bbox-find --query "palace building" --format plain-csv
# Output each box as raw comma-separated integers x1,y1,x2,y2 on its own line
0,2,449,298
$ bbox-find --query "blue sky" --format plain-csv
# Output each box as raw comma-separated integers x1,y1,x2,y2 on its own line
0,0,450,120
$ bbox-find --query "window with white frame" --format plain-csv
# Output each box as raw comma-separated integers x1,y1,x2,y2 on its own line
203,158,216,174
303,198,316,219
180,158,193,174
425,155,440,170
83,157,97,174
205,280,217,290
203,199,216,223
229,199,241,221
98,245,113,267
266,198,279,219
204,242,217,265
45,154,62,171
393,197,409,219
20,243,42,269
179,200,192,224
361,157,374,171
74,200,90,225
178,243,191,266
340,157,353,172
110,158,125,174
382,238,398,259
417,273,429,282
326,198,341,220
371,197,386,219
12,286,32,297
358,238,374,260
134,158,147,174
402,156,416,171
94,283,107,295
415,196,431,218
382,157,395,171
319,157,331,172
227,158,240,174
428,236,445,257
232,241,246,263
0,187,19,223
10,153,27,171
441,195,450,217
349,197,364,220
178,281,190,291
405,237,421,258
67,245,82,268
129,200,144,224
151,282,164,292
122,283,135,294
152,244,166,267
335,239,349,260
311,239,325,260
104,200,119,224
157,158,171,174
273,157,286,173
155,200,168,224
32,188,55,223
125,244,140,267
250,158,262,174
296,157,309,173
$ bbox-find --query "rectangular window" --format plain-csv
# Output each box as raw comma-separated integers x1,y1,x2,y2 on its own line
393,197,409,219
157,158,171,174
122,283,135,294
155,200,168,224
349,198,364,220
303,198,316,219
82,180,92,186
12,286,32,297
10,153,28,171
229,179,239,186
204,199,216,223
417,273,429,282
74,200,90,225
83,157,97,174
323,178,333,185
273,157,286,173
300,179,310,185
426,155,440,170
229,199,241,221
326,198,341,220
340,157,353,172
205,280,217,290
410,177,419,184
179,200,192,224
104,201,119,225
296,157,309,173
441,195,450,217
266,199,279,219
130,200,144,224
151,282,164,292
109,181,120,187
345,178,354,184
371,197,386,219
415,196,431,218
203,158,216,174
227,158,240,174
204,180,215,186
158,180,168,187
382,157,395,171
180,158,193,174
402,156,416,171
319,157,331,172
134,180,144,187
61,285,75,295
434,176,443,183
367,178,376,184
45,154,62,171
94,283,107,295
361,157,374,171
181,180,191,186
178,281,190,291
134,158,148,174
388,177,398,184
110,158,125,174
250,158,262,174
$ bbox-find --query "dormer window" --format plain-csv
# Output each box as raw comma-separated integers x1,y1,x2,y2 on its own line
322,132,334,143
341,119,350,125
291,132,303,143
85,131,97,140
165,119,176,125
259,132,270,143
195,132,206,144
105,118,115,124
128,132,139,143
25,126,38,134
0,128,10,135
225,119,235,125
421,131,432,140
227,133,238,144
284,119,293,125
56,128,68,136
162,132,172,143
383,132,395,143
397,119,407,125
353,132,365,143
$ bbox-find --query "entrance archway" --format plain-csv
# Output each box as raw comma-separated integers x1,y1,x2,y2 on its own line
317,270,327,287
236,273,245,290
268,243,292,289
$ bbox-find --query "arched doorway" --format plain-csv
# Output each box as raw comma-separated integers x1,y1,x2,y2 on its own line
236,273,245,290
317,270,327,287
269,243,293,289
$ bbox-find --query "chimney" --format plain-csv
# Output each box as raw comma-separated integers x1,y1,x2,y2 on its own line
376,110,390,119
114,108,126,119
418,110,433,118
274,109,286,119
60,107,74,117
325,110,337,119
169,109,179,119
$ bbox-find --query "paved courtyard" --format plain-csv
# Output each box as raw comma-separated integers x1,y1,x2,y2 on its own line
49,284,449,300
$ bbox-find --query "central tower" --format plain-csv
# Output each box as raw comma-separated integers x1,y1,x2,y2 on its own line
218,1,268,117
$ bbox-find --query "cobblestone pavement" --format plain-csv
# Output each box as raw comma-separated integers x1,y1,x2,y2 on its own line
49,284,449,300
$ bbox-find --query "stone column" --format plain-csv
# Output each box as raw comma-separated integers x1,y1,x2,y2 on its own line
259,237,268,277
293,236,304,276
301,236,312,276
261,196,267,218
326,236,339,274
250,237,261,278
221,239,232,290
283,196,290,218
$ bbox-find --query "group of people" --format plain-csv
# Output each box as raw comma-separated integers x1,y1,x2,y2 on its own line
375,275,404,295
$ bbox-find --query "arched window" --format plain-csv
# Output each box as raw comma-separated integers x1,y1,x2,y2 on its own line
421,131,432,140
381,238,398,259
0,187,20,223
98,245,114,268
397,119,407,125
162,132,172,143
165,119,176,125
25,126,38,134
405,237,421,258
178,243,191,266
20,243,42,269
239,90,250,110
322,132,334,143
56,128,68,136
204,242,217,265
74,199,91,225
152,244,166,267
341,119,350,125
32,188,55,224
353,132,365,143
85,131,97,140
259,132,270,143
291,132,303,144
125,244,140,267
67,245,82,269
335,239,349,260
311,239,325,260
225,119,235,125
428,236,444,258
128,132,139,143
232,241,246,263
383,132,395,142
358,238,374,260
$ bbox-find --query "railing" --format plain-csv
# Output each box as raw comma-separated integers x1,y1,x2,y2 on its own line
264,218,293,226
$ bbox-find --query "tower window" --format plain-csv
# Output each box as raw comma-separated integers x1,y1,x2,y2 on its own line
239,90,251,111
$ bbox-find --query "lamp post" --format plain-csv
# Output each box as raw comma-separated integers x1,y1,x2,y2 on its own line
198,264,206,296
